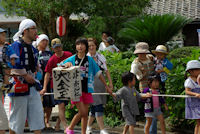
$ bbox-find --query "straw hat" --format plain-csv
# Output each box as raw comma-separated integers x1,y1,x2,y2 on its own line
134,42,150,54
152,45,168,55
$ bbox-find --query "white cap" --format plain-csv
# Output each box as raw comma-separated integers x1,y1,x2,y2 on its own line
186,60,200,71
36,34,50,51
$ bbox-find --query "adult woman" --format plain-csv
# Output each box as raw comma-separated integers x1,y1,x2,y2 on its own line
86,38,113,134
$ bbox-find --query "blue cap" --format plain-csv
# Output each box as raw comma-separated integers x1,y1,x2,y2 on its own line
0,28,6,33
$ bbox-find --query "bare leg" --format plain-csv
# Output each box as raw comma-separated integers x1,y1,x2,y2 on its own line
145,117,152,134
123,125,129,134
157,114,165,134
34,130,41,134
0,130,6,134
129,125,134,134
68,102,89,134
87,115,95,128
195,119,200,134
55,117,61,131
96,116,105,130
81,104,89,134
9,129,15,134
58,103,68,130
44,107,52,128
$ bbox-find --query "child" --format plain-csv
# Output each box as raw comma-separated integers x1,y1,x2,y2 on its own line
131,42,154,92
152,45,173,93
185,60,200,134
111,72,152,134
60,37,112,134
143,73,168,134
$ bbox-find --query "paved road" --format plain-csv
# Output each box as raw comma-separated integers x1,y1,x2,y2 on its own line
6,127,178,134
4,106,185,134
5,128,143,134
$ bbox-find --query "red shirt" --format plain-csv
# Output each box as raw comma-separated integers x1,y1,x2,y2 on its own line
45,51,72,88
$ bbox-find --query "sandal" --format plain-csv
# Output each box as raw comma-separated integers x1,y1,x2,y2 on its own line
53,126,61,132
66,127,74,134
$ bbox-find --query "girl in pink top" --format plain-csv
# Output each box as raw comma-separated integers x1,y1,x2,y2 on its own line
143,73,168,134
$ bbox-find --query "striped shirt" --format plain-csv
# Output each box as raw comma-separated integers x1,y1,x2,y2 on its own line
87,52,107,71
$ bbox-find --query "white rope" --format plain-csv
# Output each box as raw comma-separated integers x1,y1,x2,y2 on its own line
140,94,196,98
44,93,196,98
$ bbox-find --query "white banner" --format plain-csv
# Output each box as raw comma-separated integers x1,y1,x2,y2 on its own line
52,66,82,100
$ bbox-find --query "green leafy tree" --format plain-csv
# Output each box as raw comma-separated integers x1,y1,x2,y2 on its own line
118,14,192,49
0,0,91,39
1,0,150,51
84,0,151,49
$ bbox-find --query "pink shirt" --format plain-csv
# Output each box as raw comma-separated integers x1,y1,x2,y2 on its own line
152,90,159,108
45,51,72,89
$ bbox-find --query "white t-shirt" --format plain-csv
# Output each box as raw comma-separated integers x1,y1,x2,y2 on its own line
184,77,200,89
98,42,106,51
87,52,107,71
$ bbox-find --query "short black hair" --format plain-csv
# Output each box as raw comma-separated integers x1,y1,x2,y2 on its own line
75,37,88,52
102,31,111,37
121,72,135,86
148,72,160,85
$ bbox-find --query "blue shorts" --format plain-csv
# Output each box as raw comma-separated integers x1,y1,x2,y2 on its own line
9,87,45,134
145,107,163,118
89,104,104,117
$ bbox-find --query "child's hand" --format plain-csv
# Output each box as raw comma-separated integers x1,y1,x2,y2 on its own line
146,93,152,98
195,93,200,98
64,62,73,68
39,88,46,95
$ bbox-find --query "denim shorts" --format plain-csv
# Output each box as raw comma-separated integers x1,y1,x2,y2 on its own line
145,107,162,118
89,104,104,117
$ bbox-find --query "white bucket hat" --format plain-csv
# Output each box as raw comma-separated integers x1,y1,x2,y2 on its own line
186,60,200,71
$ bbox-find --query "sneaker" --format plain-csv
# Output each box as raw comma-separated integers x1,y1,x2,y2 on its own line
100,129,109,134
86,126,92,134
66,127,74,134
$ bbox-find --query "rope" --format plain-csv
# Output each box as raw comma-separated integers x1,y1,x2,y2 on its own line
44,93,197,98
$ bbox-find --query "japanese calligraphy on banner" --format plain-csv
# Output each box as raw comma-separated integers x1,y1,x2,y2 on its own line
53,66,82,100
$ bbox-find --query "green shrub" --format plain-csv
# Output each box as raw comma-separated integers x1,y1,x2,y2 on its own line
167,46,199,59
